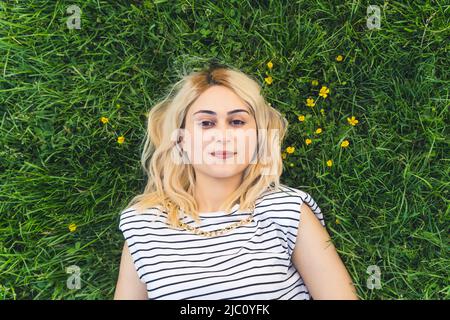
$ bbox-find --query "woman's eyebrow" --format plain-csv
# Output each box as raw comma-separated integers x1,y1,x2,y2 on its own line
193,109,249,116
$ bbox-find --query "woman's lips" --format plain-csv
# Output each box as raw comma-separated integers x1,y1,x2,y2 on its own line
210,151,237,159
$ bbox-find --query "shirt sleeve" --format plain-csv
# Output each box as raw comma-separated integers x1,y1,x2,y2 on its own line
297,190,326,227
286,188,326,257
118,207,147,283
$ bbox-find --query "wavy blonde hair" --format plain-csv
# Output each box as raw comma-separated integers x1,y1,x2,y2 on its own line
125,62,289,228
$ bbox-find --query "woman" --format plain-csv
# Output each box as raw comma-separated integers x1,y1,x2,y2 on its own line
114,62,359,300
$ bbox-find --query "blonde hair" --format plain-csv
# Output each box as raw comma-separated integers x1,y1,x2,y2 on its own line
125,62,289,228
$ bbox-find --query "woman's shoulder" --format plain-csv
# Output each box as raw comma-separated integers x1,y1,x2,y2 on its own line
118,205,167,232
257,184,325,223
258,183,312,203
278,184,326,227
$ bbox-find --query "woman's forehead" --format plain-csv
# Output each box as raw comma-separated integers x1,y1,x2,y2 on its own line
192,108,250,117
188,86,249,114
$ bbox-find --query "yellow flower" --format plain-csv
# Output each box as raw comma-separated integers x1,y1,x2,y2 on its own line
315,128,322,134
305,138,312,145
289,163,294,167
347,116,359,126
100,117,109,124
320,108,325,115
68,223,77,232
281,152,287,159
341,140,350,148
327,159,333,167
117,136,125,144
264,76,273,85
336,55,344,62
319,86,330,98
311,80,319,86
298,115,305,122
267,61,273,69
286,146,295,154
306,97,315,107
335,218,341,224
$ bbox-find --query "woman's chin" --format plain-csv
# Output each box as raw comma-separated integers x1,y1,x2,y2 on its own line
199,165,245,179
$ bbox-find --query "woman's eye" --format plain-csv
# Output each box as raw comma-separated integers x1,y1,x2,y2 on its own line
199,120,246,128
231,120,246,126
200,121,214,127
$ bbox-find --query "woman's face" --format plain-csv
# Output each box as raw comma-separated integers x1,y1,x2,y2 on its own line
180,85,258,179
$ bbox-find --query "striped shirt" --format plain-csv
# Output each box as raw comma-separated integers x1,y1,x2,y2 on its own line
118,184,326,300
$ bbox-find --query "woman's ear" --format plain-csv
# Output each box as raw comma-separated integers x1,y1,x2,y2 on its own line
176,134,185,153
178,135,184,150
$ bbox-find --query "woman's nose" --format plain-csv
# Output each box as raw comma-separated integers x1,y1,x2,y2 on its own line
213,121,234,143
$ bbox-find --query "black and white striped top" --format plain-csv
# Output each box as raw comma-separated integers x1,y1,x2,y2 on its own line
118,184,326,300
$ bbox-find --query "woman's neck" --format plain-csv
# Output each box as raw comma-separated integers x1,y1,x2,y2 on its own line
193,172,243,212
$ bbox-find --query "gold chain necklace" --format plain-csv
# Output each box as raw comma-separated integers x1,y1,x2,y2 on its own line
177,203,256,237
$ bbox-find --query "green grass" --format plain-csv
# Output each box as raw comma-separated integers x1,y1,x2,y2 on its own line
0,0,448,300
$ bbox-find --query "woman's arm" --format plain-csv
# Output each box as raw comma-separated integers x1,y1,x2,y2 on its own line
114,241,148,300
291,202,359,300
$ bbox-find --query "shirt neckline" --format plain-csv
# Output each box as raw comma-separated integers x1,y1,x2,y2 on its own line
177,185,276,219
197,203,240,217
